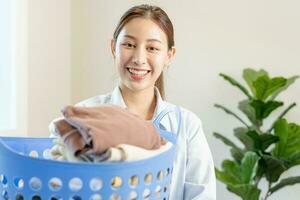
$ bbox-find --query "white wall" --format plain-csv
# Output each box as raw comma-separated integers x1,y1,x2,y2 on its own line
6,0,300,199
70,0,300,199
0,0,28,136
27,0,72,136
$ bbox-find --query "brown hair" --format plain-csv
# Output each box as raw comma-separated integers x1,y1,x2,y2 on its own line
113,4,175,100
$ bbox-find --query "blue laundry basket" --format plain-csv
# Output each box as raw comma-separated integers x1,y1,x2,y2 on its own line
0,106,181,200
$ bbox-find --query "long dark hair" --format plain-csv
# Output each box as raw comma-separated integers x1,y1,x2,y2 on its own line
113,4,175,99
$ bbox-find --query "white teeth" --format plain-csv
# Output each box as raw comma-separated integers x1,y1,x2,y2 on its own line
128,68,149,76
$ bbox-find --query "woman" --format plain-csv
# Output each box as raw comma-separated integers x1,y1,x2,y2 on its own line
50,4,216,199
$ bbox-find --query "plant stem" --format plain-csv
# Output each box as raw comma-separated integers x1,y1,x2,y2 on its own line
263,182,272,200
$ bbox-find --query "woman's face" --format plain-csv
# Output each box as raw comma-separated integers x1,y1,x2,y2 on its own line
112,18,175,93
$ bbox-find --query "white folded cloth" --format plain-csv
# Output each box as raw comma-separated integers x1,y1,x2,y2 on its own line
50,138,172,162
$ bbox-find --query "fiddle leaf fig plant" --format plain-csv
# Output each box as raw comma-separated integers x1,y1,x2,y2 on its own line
214,68,300,200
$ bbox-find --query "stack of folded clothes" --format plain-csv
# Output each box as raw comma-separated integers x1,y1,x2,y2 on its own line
50,104,171,162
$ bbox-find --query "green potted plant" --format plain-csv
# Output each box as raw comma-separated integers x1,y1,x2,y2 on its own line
214,68,300,200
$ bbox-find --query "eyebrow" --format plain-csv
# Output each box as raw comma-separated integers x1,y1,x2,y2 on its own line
124,34,162,43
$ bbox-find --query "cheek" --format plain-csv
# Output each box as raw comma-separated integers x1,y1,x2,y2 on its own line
151,54,168,69
115,49,129,65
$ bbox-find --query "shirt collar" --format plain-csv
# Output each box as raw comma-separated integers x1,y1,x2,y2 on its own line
110,86,127,108
110,85,168,120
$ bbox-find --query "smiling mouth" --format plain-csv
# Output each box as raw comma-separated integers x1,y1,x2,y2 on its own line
126,67,151,76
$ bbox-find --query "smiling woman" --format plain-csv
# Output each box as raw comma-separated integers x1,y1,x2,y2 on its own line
49,4,216,200
111,17,175,119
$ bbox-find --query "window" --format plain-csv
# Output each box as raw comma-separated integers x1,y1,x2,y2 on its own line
0,0,16,131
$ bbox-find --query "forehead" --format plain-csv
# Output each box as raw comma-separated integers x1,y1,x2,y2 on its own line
118,18,168,43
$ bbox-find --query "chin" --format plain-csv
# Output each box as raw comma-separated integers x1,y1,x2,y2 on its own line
127,83,152,92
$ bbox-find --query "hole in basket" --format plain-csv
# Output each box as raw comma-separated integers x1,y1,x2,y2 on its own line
29,150,39,158
70,195,82,200
90,194,102,200
164,185,168,192
2,190,8,200
157,170,164,181
69,177,83,191
13,177,24,190
0,174,8,186
16,193,24,200
50,195,63,200
166,168,170,176
144,173,152,185
29,177,42,191
43,148,52,159
49,177,63,191
89,177,103,191
155,185,162,197
128,175,138,188
128,191,138,200
143,188,151,199
110,194,121,200
111,176,122,189
31,195,41,200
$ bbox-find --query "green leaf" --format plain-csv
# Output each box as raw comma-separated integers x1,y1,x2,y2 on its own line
216,152,260,200
269,176,300,194
216,152,259,185
252,132,280,152
239,100,257,124
214,132,245,163
240,152,260,184
273,119,300,159
261,155,287,182
243,68,268,96
287,151,300,166
216,160,240,185
213,132,240,149
269,75,299,100
230,148,245,163
234,128,255,150
259,134,279,151
228,184,261,200
267,102,297,133
234,128,279,152
220,73,252,99
252,76,287,101
250,100,283,120
239,99,283,127
215,104,250,128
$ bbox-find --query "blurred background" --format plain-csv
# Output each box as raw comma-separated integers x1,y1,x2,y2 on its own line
0,0,299,199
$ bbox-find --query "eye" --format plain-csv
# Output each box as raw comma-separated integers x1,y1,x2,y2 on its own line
147,46,160,52
122,42,135,48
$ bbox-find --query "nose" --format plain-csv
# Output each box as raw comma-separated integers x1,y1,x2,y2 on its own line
132,46,146,65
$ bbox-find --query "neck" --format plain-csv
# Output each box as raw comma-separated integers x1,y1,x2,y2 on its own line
119,85,156,120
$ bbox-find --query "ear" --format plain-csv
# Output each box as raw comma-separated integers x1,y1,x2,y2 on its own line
111,39,116,59
165,47,176,66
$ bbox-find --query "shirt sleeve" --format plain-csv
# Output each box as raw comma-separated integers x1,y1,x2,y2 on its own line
184,114,216,200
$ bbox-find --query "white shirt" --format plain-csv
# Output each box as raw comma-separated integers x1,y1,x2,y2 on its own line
49,86,216,200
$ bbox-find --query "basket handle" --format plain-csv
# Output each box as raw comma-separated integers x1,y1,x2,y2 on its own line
153,106,182,143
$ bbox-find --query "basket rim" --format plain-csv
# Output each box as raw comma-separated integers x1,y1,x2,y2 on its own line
0,136,176,168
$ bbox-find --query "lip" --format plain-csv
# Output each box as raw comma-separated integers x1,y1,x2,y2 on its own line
126,67,151,81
